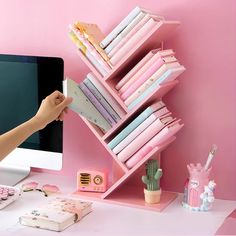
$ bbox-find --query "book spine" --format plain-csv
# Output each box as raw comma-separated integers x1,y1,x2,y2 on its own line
80,35,112,72
148,101,166,112
120,57,165,100
104,12,146,54
158,65,185,84
125,124,177,169
68,31,87,54
87,73,125,117
107,102,164,149
115,50,155,90
109,18,157,66
118,50,175,94
117,115,169,163
107,107,153,149
70,25,112,73
79,82,116,126
107,13,150,58
125,121,183,169
112,112,158,154
118,50,162,94
90,39,111,63
124,62,180,106
69,29,108,77
74,22,110,62
128,67,184,110
84,50,109,77
83,78,121,122
100,6,142,48
157,49,175,57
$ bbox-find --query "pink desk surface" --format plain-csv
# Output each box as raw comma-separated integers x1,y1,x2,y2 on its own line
1,172,236,236
215,209,236,235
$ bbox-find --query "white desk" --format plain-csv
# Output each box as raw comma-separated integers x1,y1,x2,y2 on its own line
0,171,235,236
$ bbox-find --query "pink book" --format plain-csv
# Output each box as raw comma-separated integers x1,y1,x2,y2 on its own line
115,50,155,90
105,12,146,54
84,50,108,77
124,62,181,106
117,114,174,163
107,101,166,150
108,14,151,58
69,30,108,77
126,120,183,169
118,49,175,94
115,49,174,91
113,112,171,155
120,55,177,100
110,17,157,66
69,24,112,73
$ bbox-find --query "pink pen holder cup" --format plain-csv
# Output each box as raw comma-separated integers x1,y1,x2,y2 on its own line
182,163,216,211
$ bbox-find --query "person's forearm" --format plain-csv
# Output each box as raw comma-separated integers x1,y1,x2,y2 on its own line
0,117,42,161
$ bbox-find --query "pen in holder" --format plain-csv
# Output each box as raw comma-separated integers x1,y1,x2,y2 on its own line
182,144,217,211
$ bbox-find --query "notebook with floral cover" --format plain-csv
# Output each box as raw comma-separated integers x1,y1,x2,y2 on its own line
19,197,92,232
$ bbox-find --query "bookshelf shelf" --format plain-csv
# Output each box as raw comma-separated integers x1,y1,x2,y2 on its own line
70,10,184,212
77,20,180,81
73,188,177,212
103,21,180,81
80,79,179,142
102,137,176,198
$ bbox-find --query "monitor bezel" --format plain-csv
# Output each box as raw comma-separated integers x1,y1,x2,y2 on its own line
0,54,64,182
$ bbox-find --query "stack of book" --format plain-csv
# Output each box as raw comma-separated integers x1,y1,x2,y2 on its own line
108,101,183,169
116,49,186,110
100,6,165,66
63,74,125,133
68,22,113,77
69,6,181,79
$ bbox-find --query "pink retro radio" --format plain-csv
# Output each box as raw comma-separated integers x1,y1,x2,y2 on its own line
77,169,108,193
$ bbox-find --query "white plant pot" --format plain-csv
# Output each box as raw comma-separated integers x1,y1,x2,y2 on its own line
144,188,162,204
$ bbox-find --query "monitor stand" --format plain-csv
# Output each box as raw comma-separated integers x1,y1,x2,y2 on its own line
0,164,30,186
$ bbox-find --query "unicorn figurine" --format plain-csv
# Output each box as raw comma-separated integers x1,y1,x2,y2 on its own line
200,180,216,211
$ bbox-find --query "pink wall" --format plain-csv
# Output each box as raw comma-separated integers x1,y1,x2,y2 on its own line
0,0,235,200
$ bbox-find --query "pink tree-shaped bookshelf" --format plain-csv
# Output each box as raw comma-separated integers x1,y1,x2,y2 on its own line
72,18,184,211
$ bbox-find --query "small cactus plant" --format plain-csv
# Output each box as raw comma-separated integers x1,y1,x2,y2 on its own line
142,159,162,191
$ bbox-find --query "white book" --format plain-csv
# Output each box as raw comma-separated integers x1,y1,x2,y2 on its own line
63,78,111,132
100,6,143,48
85,50,108,77
108,14,151,59
19,197,92,232
104,12,146,54
110,18,157,66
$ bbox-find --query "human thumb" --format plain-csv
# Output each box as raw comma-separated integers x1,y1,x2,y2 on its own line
58,97,73,110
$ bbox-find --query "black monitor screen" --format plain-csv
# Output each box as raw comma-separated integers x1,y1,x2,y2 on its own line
0,54,64,152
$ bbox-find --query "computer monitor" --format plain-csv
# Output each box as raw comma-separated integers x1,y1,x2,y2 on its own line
0,54,64,185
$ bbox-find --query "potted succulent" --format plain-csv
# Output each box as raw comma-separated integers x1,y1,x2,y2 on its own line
142,159,163,204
